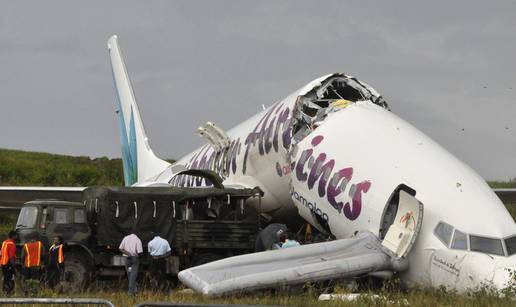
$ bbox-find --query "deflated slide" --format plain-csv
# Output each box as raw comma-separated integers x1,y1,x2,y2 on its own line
178,231,407,296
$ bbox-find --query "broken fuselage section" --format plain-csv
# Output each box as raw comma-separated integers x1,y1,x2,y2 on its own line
292,74,389,144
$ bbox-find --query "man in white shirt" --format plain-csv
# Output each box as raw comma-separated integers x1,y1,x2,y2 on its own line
119,233,142,295
147,232,171,290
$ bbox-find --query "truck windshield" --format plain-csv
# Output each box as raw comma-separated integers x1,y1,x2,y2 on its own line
16,206,38,228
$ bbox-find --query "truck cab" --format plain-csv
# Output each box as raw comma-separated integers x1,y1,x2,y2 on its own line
16,200,90,248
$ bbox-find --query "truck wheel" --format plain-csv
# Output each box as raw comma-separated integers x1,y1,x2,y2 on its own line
193,253,223,266
62,253,90,292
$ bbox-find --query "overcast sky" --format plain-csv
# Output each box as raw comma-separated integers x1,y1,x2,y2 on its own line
1,1,515,180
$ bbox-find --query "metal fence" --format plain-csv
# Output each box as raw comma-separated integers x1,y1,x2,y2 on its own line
0,298,115,307
135,303,282,307
0,298,282,307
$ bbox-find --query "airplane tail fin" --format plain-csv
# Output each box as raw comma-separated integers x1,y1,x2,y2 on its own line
107,35,170,186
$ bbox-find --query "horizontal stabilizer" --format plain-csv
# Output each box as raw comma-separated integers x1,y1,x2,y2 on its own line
178,231,406,296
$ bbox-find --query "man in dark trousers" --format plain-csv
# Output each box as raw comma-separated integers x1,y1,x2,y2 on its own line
22,236,43,294
147,232,171,290
1,231,17,295
46,236,65,289
119,232,143,296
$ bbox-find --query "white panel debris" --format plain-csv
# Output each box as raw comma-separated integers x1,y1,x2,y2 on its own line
178,231,407,296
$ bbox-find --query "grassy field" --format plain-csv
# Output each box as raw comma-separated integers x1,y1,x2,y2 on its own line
487,179,516,189
9,282,516,307
1,148,516,306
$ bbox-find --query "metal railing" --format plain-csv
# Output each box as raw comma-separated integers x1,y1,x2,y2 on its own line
0,298,283,307
0,298,115,307
135,303,282,307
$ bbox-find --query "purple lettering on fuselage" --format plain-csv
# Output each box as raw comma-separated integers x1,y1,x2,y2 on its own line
173,101,294,186
243,102,292,174
294,135,371,221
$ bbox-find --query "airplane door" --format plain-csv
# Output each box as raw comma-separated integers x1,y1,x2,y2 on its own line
381,190,424,258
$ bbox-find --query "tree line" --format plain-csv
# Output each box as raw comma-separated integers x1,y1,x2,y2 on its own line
0,148,125,186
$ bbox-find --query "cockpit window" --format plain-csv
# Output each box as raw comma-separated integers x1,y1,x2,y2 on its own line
505,236,516,256
434,222,453,247
434,221,515,256
470,235,505,256
451,230,468,250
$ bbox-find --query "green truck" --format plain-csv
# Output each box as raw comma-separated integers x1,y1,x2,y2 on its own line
14,175,263,291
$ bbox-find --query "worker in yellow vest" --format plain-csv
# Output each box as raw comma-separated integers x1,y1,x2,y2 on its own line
1,231,17,294
46,236,65,289
22,238,43,282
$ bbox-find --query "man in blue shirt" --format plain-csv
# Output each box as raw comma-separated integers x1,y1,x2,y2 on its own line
148,232,171,290
279,232,301,249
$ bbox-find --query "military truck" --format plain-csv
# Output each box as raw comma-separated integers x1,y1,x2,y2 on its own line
14,171,263,291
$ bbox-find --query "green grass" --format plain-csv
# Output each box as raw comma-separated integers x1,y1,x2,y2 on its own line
8,282,516,307
487,181,516,219
0,213,17,241
488,180,516,189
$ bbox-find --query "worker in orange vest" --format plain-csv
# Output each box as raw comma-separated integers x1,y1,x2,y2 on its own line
22,237,43,282
46,236,65,289
1,231,17,294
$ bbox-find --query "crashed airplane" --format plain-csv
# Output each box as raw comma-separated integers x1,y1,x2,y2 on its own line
2,35,515,295
104,35,516,295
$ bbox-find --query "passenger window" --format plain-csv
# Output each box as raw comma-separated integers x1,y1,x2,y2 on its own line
434,222,453,246
451,230,468,250
74,209,86,223
54,208,69,224
470,235,505,256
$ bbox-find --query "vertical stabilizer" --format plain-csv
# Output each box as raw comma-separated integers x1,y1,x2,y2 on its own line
107,35,170,186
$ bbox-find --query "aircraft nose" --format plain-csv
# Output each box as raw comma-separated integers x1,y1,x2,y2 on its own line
430,250,516,292
492,257,516,291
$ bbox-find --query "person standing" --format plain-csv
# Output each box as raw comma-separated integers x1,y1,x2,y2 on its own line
1,231,17,295
46,236,65,289
147,232,171,290
119,232,143,295
22,237,43,294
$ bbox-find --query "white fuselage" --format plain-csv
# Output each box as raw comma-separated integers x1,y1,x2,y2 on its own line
146,74,516,292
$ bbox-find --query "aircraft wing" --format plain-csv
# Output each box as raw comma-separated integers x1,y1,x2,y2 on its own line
0,187,85,211
178,231,403,296
493,188,516,204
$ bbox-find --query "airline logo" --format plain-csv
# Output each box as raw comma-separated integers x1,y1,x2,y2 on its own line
112,71,137,186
